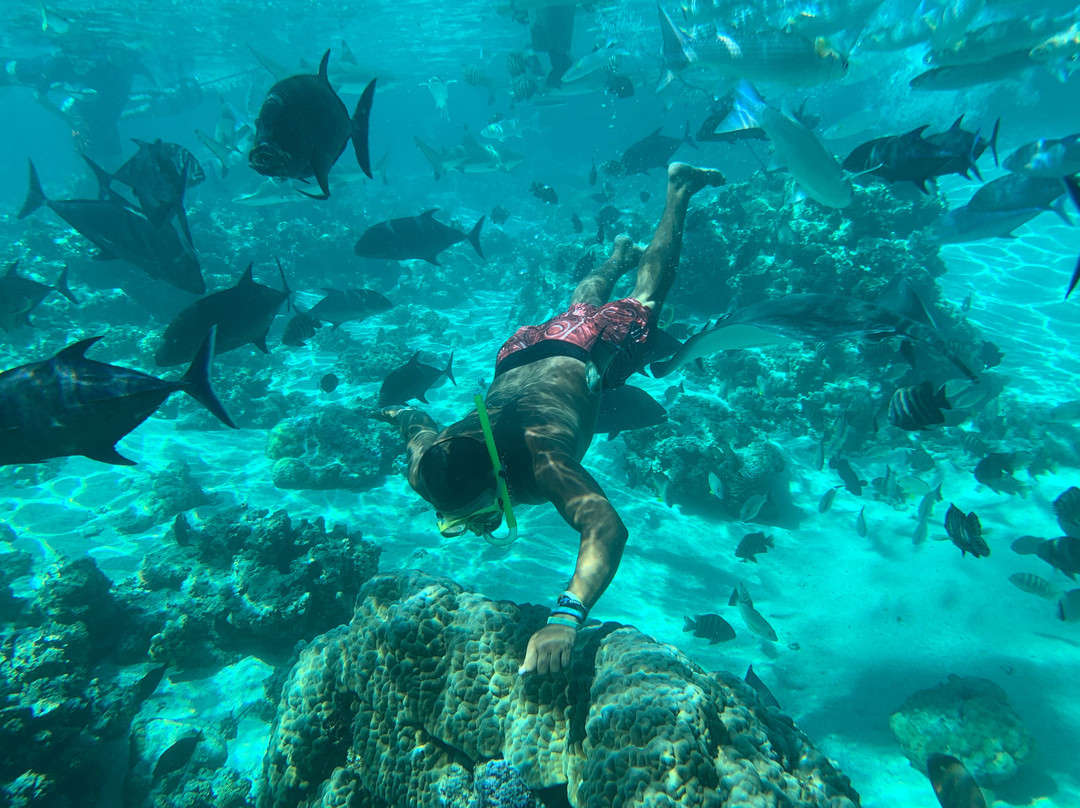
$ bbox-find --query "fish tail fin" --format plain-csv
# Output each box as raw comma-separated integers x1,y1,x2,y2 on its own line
444,351,456,386
274,256,292,310
1051,193,1072,226
466,216,485,259
682,616,696,632
17,159,46,219
413,136,445,181
716,81,763,135
656,4,691,93
683,119,699,150
80,153,113,198
352,79,376,179
55,264,79,305
988,117,1000,167
317,49,331,82
1064,175,1080,299
179,326,238,428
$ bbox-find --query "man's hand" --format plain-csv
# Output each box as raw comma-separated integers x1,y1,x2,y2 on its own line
372,405,410,424
519,624,576,676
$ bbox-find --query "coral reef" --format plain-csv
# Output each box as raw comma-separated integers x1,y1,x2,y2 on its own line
622,422,802,528
132,506,381,666
266,404,399,491
889,674,1036,784
113,460,214,535
259,572,859,808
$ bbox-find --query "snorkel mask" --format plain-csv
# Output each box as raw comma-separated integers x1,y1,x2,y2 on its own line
435,394,518,546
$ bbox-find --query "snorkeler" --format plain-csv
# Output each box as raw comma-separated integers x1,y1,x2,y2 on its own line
379,162,725,676
1,42,149,158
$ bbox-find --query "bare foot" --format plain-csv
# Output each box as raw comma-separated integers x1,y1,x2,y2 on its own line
667,162,726,196
610,234,644,271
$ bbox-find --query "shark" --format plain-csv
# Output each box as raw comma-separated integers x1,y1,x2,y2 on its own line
650,292,978,381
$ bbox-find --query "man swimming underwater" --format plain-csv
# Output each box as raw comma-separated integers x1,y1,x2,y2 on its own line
379,163,725,675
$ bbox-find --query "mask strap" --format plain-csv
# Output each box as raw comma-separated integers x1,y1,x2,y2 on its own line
474,393,519,546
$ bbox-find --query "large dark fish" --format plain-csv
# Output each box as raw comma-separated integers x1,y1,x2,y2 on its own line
155,262,290,366
1004,133,1080,178
651,293,978,382
966,174,1069,221
18,160,205,295
308,287,392,327
926,754,987,808
249,50,375,199
973,452,1028,498
596,385,667,439
843,125,962,193
354,209,484,265
378,351,455,405
82,138,205,245
1037,536,1080,580
0,260,78,332
612,122,697,176
682,613,735,644
153,733,202,779
888,381,951,431
924,116,1000,179
0,328,235,466
1054,487,1080,537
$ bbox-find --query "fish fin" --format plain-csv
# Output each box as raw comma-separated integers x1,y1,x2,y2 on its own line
352,79,376,179
683,120,699,150
988,118,1000,167
417,392,429,403
444,351,456,385
237,262,256,286
466,216,485,259
421,208,440,218
56,336,104,360
54,265,79,305
682,616,696,632
177,207,195,248
301,164,331,200
317,49,331,83
17,159,47,219
1051,194,1072,226
84,444,137,466
656,4,692,92
275,256,291,308
80,153,113,197
179,326,237,428
423,254,441,266
254,330,271,354
716,82,762,134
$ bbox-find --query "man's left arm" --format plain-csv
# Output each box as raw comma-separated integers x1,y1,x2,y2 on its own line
520,451,629,675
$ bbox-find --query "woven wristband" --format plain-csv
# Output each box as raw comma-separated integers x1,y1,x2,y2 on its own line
556,591,588,620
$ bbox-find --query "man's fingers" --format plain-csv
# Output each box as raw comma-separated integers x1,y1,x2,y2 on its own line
559,644,572,671
519,640,537,675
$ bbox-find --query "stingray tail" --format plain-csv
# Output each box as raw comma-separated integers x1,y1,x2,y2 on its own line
352,79,376,179
180,326,238,428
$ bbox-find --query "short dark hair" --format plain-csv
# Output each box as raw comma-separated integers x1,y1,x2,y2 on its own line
418,437,494,512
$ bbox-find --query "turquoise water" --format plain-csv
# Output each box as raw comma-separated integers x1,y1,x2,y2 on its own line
1,0,1079,806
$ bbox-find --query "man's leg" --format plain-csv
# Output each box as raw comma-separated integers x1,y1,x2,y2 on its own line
630,163,725,322
570,235,642,307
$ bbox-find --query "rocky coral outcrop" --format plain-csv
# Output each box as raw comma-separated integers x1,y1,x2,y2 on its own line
889,674,1036,784
259,572,859,808
266,404,398,491
131,506,381,667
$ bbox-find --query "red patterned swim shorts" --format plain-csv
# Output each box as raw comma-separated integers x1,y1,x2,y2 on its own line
495,298,653,387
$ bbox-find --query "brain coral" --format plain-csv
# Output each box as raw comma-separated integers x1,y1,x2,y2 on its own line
259,572,859,808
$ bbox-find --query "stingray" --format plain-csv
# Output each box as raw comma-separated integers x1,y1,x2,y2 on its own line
650,292,978,381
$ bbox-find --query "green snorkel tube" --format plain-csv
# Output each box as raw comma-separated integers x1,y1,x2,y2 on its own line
475,393,518,546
